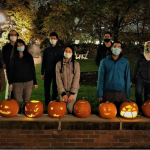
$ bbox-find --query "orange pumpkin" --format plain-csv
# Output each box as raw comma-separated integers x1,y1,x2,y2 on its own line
74,97,91,118
99,101,117,119
0,99,19,117
120,101,138,118
47,100,66,118
25,100,44,118
142,100,150,117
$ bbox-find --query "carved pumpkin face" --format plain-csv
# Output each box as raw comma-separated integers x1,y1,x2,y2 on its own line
74,100,91,118
47,100,66,118
99,102,117,119
0,99,19,117
25,100,44,118
120,102,138,118
142,100,150,117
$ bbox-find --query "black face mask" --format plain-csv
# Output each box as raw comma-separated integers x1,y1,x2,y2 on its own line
104,39,110,43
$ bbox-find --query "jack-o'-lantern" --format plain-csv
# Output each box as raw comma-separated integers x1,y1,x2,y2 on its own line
120,101,138,118
47,98,66,118
142,100,150,117
99,101,117,119
25,100,44,118
0,99,19,117
74,97,91,118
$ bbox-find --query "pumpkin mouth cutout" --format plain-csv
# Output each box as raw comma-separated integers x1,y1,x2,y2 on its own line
53,114,60,117
104,113,110,115
0,110,11,114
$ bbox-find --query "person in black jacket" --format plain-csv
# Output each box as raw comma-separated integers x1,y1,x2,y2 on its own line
41,32,63,108
9,39,38,113
95,32,113,67
131,41,150,115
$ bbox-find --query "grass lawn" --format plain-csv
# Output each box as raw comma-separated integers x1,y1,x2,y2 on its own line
0,56,138,113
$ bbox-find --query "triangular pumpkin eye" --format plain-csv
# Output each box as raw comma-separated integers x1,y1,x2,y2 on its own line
4,106,9,108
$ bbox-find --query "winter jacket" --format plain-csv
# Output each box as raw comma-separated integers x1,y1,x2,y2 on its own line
41,43,63,75
95,42,113,67
132,53,150,83
0,60,5,93
97,54,130,99
56,58,80,95
9,53,37,85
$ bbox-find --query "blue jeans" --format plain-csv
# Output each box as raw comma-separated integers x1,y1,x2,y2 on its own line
135,76,150,112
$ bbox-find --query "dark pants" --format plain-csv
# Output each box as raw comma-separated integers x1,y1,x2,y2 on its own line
103,91,127,115
135,76,150,112
44,70,58,106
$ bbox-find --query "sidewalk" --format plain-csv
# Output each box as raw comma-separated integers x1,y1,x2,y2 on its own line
33,56,42,65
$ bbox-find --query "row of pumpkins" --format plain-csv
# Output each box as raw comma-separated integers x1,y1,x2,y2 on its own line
0,98,150,119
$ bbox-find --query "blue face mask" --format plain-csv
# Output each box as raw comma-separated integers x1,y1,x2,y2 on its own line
17,46,25,52
112,47,121,55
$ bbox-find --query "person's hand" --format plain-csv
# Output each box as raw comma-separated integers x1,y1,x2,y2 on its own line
63,95,68,102
3,63,6,69
41,75,44,80
98,98,103,102
68,94,74,103
34,85,38,89
9,84,13,91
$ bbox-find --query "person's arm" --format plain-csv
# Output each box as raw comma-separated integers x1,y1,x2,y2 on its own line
70,62,80,94
97,59,105,100
95,46,101,67
30,55,37,85
2,46,7,67
131,56,140,84
125,60,131,99
41,49,46,75
56,62,66,95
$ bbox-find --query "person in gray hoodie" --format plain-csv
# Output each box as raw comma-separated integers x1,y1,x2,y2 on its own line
56,45,80,114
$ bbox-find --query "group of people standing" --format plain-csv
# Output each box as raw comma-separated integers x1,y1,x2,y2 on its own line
95,32,150,115
1,30,80,114
0,29,150,116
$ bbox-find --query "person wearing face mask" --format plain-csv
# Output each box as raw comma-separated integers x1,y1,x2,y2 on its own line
56,45,80,114
95,32,113,67
131,41,150,115
9,39,38,114
41,32,63,110
97,41,130,115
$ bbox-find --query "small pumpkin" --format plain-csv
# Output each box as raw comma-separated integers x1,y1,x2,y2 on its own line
120,101,138,118
25,100,44,118
0,99,19,117
47,98,66,118
74,97,91,118
142,100,150,117
99,101,117,119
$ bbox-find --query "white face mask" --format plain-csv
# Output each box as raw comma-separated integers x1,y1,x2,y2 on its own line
10,36,17,42
64,52,72,59
50,39,57,45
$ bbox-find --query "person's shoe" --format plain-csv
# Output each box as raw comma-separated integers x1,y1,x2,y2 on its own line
138,112,142,116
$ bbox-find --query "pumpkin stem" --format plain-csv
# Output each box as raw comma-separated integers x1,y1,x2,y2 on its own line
82,97,85,100
56,97,59,102
106,101,109,103
7,90,11,100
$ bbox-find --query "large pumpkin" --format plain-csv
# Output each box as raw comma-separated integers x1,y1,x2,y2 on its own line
74,97,91,118
0,99,19,117
120,101,138,118
142,100,150,117
25,100,44,118
99,101,117,119
47,100,66,118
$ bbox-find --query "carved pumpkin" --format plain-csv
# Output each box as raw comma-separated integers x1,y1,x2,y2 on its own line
142,100,150,117
0,99,19,117
25,100,44,118
74,97,91,118
47,99,66,118
99,101,117,119
120,101,138,118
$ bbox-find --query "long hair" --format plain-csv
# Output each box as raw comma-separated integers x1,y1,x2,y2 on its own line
10,39,30,65
60,45,76,74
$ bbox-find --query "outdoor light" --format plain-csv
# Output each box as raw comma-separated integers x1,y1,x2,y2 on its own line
0,99,19,117
47,100,66,118
25,100,44,118
74,97,91,118
99,101,117,119
120,101,138,118
0,14,5,22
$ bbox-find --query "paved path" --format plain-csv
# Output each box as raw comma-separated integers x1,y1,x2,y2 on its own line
33,56,42,65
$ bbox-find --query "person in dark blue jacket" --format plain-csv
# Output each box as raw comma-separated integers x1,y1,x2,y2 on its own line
97,41,130,115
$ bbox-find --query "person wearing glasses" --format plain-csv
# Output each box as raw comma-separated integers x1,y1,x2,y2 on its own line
97,41,130,115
